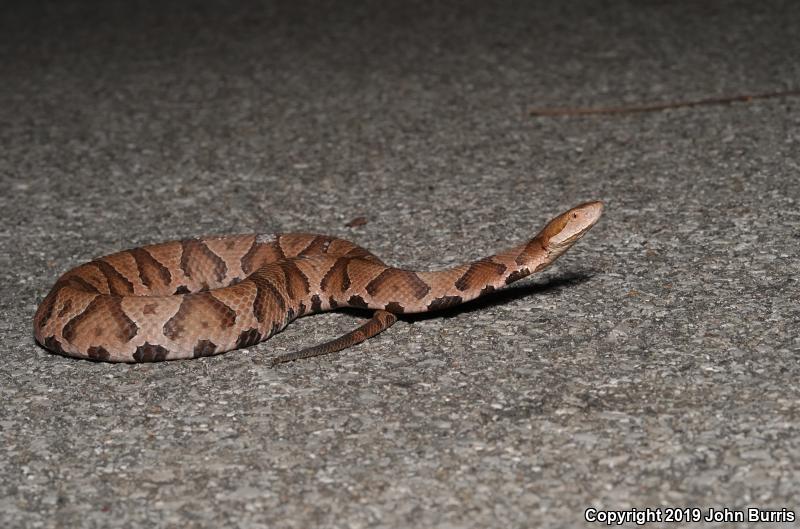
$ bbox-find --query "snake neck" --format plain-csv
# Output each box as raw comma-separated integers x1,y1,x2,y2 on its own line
491,200,604,284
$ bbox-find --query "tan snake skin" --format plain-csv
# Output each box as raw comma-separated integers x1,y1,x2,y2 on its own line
33,201,603,363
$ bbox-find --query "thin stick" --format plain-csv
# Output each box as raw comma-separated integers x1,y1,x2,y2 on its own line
529,89,800,117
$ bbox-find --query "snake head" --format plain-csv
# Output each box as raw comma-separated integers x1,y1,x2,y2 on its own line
540,201,604,251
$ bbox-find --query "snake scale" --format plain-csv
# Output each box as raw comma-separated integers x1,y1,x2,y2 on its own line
33,201,603,364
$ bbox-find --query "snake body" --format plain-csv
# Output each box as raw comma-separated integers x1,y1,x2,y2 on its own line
33,201,603,363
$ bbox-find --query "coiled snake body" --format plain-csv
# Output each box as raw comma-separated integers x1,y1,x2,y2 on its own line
33,202,603,363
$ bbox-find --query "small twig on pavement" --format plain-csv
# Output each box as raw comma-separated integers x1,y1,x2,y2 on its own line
529,89,800,117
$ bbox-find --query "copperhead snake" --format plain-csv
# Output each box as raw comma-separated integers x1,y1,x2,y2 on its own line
33,201,603,364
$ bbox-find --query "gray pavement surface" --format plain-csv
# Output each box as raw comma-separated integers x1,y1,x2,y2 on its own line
1,1,799,527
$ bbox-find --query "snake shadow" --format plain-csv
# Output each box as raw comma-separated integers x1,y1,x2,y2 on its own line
338,270,597,322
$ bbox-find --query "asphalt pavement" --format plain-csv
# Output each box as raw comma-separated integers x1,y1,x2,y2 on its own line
1,1,798,527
